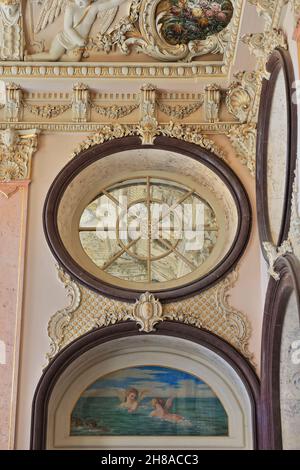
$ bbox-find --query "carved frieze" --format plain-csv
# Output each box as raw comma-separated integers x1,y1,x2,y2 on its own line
0,83,235,132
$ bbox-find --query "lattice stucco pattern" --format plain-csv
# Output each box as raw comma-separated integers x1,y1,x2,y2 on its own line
47,267,253,365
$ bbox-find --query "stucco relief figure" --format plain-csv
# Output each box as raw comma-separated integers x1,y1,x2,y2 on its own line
25,0,127,62
0,0,23,60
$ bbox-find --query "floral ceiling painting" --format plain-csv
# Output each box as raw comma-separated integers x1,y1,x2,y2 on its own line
158,0,234,45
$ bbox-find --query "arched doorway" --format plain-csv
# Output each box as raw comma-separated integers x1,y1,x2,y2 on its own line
31,322,261,449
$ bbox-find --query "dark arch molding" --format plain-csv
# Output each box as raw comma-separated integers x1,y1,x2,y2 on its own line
43,135,251,302
256,48,298,257
30,322,261,450
261,254,300,449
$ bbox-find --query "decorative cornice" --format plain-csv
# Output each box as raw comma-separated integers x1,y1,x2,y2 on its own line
0,128,39,181
0,121,239,134
47,266,253,364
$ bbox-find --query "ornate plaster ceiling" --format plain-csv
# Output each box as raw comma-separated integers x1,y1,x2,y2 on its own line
0,0,268,81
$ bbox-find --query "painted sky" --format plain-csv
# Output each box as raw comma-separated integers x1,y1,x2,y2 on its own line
81,366,217,399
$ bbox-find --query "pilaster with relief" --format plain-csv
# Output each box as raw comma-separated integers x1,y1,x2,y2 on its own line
0,0,24,61
0,127,39,450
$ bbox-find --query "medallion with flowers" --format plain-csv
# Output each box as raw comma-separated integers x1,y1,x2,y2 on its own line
158,0,234,45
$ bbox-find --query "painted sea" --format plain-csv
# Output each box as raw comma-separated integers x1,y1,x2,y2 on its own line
70,366,228,437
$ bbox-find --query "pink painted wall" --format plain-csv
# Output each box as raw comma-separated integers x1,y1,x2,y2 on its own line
15,133,87,449
0,183,29,449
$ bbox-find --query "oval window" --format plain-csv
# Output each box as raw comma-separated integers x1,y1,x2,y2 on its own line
44,136,251,301
79,176,219,286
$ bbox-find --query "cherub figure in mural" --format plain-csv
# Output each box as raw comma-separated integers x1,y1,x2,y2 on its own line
25,0,127,61
118,387,148,413
150,397,185,423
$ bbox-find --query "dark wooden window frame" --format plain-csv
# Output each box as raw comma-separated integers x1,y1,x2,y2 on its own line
30,322,262,450
260,254,300,449
256,48,298,258
43,135,251,302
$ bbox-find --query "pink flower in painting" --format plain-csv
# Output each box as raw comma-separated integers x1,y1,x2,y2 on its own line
217,12,227,21
205,9,214,18
211,2,221,12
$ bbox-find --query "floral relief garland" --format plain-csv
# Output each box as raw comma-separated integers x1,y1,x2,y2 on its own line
70,123,227,162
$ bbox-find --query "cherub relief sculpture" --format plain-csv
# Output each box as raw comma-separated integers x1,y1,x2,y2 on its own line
26,0,127,62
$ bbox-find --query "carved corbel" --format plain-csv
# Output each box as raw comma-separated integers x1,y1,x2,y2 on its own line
227,124,257,177
0,127,39,181
204,84,221,123
72,83,90,123
138,84,158,145
0,0,24,61
5,82,22,122
263,241,294,280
